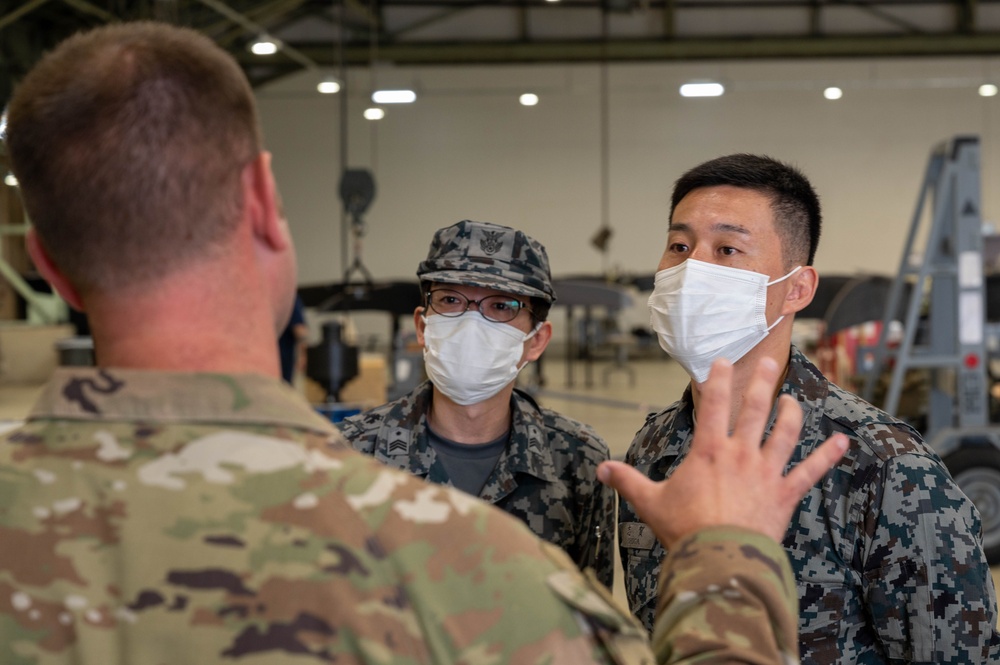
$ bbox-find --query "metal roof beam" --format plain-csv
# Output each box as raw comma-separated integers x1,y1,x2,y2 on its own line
832,0,927,33
267,33,1000,65
60,0,119,22
0,0,53,32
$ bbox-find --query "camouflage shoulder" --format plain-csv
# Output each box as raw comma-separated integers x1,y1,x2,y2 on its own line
823,383,929,461
537,406,611,459
336,394,419,454
626,401,688,466
642,399,684,426
538,540,655,664
340,458,652,664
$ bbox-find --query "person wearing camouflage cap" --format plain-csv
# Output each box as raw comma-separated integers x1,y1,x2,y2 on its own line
340,220,617,588
620,153,1000,663
0,20,847,665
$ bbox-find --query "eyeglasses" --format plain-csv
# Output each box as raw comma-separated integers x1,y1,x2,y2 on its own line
425,289,531,323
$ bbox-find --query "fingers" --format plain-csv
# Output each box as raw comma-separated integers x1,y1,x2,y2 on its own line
731,356,781,447
783,433,848,498
696,358,734,445
761,394,804,468
597,460,657,518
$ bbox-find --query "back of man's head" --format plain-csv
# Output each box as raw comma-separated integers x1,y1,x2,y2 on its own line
669,153,822,267
6,22,262,295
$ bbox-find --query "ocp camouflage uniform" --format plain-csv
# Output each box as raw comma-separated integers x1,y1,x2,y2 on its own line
620,346,1000,664
1,368,802,664
339,380,617,588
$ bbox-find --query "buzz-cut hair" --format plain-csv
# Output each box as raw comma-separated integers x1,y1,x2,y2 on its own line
670,153,822,267
6,21,262,294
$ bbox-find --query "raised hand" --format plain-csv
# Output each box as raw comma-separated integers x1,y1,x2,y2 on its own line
598,356,847,547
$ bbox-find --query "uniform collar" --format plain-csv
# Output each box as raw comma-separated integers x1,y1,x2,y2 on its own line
373,382,559,490
29,367,336,435
772,345,829,461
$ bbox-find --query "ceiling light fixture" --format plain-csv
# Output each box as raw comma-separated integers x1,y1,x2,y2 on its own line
249,35,279,56
4,173,17,187
371,90,416,104
980,84,999,98
519,93,539,106
679,82,724,98
824,86,843,100
317,76,342,95
364,107,385,120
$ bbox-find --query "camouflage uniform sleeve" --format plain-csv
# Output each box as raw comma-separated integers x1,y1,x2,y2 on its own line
863,453,999,663
541,408,617,590
568,426,616,590
651,527,799,665
592,476,617,589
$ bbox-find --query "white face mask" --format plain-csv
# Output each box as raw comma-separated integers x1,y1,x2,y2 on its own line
422,313,538,406
647,259,800,383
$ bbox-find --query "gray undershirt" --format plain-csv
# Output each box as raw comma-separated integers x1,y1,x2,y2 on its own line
427,425,508,496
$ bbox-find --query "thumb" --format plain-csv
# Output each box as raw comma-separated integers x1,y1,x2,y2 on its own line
598,460,657,511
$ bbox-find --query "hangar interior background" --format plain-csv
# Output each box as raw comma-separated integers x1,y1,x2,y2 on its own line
4,0,1000,607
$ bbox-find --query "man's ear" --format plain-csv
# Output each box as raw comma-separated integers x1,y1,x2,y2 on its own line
523,320,552,363
25,229,84,311
781,265,819,316
242,151,288,251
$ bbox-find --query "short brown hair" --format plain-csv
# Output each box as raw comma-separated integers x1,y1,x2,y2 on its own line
670,153,822,267
6,22,262,293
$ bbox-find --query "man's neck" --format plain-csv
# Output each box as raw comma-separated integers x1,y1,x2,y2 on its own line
82,263,283,378
427,384,514,444
690,338,792,431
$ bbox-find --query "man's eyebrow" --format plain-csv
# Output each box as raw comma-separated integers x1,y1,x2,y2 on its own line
669,221,752,236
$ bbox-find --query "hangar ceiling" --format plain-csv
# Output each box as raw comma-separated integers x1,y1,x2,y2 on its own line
3,0,1000,104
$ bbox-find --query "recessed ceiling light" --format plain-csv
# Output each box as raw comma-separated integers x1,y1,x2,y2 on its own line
317,77,341,94
372,90,416,104
980,84,998,97
520,93,539,106
364,108,385,120
679,82,724,98
824,86,843,100
4,173,18,187
249,35,279,56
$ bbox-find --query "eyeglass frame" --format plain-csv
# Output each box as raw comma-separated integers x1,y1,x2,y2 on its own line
424,288,534,324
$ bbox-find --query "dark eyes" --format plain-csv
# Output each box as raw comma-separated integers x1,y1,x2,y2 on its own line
668,242,737,257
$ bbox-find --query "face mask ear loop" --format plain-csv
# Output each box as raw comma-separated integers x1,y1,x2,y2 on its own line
515,322,544,370
762,266,803,331
767,265,802,286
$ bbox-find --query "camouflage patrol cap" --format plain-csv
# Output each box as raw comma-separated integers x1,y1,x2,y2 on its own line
417,220,556,303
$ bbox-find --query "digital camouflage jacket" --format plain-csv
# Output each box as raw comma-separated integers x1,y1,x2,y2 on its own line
1,367,801,664
619,346,1000,664
338,380,616,588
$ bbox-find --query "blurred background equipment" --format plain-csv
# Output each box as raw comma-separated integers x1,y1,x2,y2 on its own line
339,168,376,285
306,319,359,403
855,136,1000,563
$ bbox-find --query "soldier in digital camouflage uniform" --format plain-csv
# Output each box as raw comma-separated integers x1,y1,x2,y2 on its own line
339,220,616,588
620,153,1000,664
0,20,846,664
